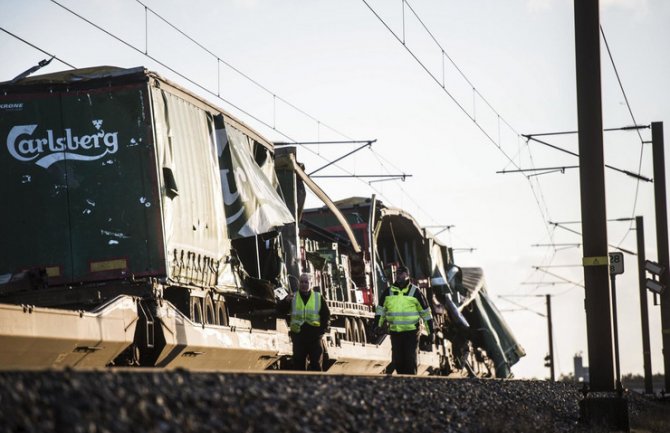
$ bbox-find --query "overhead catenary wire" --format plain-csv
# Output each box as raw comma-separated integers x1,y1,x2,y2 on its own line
133,0,354,143
361,2,560,270
0,25,418,245
524,125,649,137
3,5,397,229
360,0,523,165
0,27,76,69
358,6,656,297
518,27,649,266
600,24,647,247
401,0,521,140
0,5,567,297
312,174,410,179
600,26,645,147
47,0,293,142
532,267,585,288
519,26,651,253
360,0,557,251
11,0,470,251
69,0,490,250
548,221,636,255
496,296,546,317
520,281,573,285
368,148,442,226
41,0,413,211
523,135,651,182
11,4,632,298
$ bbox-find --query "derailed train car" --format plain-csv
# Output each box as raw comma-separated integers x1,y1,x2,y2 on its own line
299,195,526,377
0,66,524,375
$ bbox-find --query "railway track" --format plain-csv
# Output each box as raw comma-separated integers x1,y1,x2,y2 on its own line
1,370,665,432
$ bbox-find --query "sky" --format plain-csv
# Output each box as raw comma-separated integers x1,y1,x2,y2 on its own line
1,0,669,380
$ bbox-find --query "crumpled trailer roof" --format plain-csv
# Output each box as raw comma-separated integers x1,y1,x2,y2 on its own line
1,66,274,152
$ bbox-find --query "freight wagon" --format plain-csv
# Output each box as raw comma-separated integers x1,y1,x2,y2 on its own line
0,66,524,375
298,195,525,377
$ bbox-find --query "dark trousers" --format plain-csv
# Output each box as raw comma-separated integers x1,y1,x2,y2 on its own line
291,328,324,371
390,330,419,375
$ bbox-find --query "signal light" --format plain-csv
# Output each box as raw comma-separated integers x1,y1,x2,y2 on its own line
646,278,665,295
644,260,665,275
644,260,666,294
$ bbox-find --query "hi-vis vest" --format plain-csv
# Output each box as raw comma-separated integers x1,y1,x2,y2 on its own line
290,291,321,333
378,284,432,332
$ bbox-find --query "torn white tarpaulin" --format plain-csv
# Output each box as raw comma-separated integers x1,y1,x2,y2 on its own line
215,118,293,239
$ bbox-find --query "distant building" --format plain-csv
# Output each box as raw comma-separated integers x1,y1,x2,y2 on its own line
574,353,589,383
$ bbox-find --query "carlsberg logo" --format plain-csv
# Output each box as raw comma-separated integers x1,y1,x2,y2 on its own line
6,120,119,168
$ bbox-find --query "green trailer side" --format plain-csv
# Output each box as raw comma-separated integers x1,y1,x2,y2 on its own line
0,67,248,294
0,71,164,285
1,65,290,300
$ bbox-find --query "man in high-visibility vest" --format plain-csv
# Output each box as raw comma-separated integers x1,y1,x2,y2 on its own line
373,266,433,374
289,273,331,371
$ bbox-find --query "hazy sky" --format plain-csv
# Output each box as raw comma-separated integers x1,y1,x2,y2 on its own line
2,0,669,380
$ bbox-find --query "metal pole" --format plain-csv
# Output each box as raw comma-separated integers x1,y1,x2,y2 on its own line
610,273,622,392
574,0,615,391
547,294,555,382
636,216,654,394
255,234,261,279
308,141,373,176
368,194,377,304
275,147,303,293
651,121,670,392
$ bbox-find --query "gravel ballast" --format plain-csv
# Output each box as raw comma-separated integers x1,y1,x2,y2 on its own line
0,370,665,433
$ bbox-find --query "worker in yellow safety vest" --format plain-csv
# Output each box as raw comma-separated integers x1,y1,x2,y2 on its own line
289,273,331,371
373,265,433,374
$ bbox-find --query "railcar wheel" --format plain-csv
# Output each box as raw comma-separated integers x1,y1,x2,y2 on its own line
357,318,367,345
345,317,354,341
215,300,229,326
204,296,216,325
190,297,203,324
350,318,360,343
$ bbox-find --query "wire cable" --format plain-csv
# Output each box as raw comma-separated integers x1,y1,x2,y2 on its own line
133,0,354,142
360,0,556,251
600,24,646,246
0,27,77,69
45,0,400,202
0,1,490,261
361,0,519,166
402,0,521,138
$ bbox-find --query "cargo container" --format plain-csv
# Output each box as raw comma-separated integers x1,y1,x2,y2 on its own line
0,66,295,368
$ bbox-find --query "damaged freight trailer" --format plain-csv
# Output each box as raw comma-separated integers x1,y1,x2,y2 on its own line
0,66,523,376
300,196,526,377
0,66,295,370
